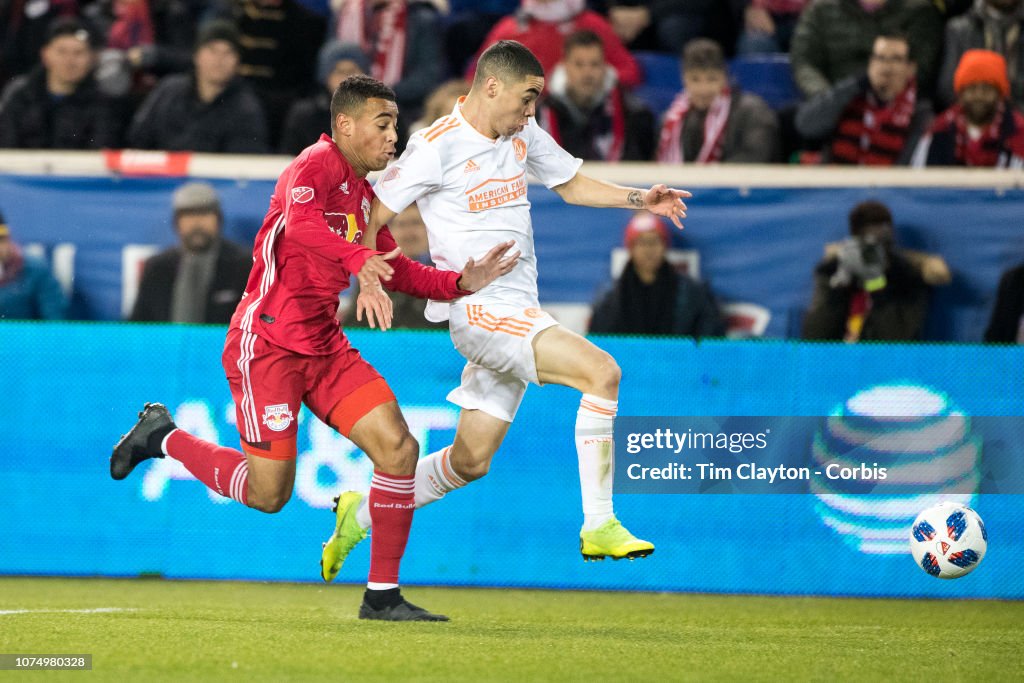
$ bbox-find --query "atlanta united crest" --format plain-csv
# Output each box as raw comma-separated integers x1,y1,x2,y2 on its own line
262,403,294,432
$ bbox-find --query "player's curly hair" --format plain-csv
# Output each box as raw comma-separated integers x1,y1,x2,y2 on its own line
474,40,544,87
330,75,396,130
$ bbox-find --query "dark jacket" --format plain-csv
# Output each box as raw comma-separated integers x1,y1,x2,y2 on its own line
794,74,932,165
802,251,930,341
540,86,655,161
0,66,125,149
938,0,1024,109
679,90,781,163
589,261,725,337
984,261,1024,343
127,72,269,153
790,0,943,98
278,91,330,156
130,240,253,323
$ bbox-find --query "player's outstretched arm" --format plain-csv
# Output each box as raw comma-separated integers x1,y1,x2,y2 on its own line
354,247,401,330
456,241,521,292
551,173,691,229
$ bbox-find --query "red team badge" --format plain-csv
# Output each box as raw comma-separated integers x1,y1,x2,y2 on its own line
262,404,294,432
291,186,315,203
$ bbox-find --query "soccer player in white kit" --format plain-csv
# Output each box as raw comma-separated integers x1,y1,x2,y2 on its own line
321,40,690,578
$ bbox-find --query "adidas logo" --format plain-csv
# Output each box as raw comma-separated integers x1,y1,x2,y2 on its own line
463,159,480,174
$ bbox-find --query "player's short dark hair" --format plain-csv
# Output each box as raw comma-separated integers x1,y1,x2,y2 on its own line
330,75,396,130
849,200,893,236
681,38,725,73
474,40,544,87
563,30,604,57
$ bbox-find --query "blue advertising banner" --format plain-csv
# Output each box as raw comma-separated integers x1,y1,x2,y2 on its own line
1,322,1022,599
1,173,1023,340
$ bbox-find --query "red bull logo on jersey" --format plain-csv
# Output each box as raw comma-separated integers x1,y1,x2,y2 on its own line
262,403,294,432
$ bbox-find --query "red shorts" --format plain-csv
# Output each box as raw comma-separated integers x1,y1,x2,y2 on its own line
222,327,395,453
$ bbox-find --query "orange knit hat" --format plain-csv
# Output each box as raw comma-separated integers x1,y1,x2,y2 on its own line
954,49,1010,98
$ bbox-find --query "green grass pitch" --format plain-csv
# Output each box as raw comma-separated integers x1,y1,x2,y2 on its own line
1,578,1021,681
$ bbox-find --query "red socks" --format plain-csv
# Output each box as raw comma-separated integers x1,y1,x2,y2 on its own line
367,472,415,584
164,429,249,505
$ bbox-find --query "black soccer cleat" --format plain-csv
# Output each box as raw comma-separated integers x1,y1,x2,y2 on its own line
110,403,174,480
358,596,450,622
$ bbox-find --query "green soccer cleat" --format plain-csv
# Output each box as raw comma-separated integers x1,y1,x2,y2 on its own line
580,518,655,562
320,491,368,582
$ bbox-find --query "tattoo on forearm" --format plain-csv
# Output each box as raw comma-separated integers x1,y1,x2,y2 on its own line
627,191,644,209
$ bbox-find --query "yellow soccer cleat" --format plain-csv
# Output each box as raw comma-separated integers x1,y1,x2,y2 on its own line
580,518,655,562
320,491,368,582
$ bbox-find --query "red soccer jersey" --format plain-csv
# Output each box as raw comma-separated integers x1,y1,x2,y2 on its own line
231,134,467,355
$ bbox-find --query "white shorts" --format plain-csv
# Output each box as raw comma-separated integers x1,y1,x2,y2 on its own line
446,303,560,422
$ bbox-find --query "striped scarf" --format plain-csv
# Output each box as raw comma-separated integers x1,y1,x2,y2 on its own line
830,80,917,165
335,0,406,87
656,88,732,164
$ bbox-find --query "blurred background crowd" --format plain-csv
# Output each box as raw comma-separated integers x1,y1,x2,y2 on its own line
1,0,1023,343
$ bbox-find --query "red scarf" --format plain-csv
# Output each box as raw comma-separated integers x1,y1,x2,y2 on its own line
542,87,626,161
336,0,406,87
932,101,1024,167
656,88,731,164
106,0,155,50
831,80,917,166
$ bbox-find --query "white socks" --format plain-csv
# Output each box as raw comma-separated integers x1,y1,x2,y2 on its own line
576,394,617,531
355,447,467,529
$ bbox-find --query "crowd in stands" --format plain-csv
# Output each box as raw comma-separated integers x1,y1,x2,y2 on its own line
1,1,1023,342
2,0,1024,167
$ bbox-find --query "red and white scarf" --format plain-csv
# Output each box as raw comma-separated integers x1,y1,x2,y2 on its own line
542,87,626,161
656,88,732,164
335,0,406,87
831,80,917,165
107,0,155,50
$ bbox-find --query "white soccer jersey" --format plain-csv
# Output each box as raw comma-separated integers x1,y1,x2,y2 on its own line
374,100,582,321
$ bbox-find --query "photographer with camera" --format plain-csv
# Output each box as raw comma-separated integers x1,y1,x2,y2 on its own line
802,200,947,342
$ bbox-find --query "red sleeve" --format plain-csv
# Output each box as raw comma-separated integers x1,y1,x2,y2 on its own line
583,13,641,89
375,226,471,300
283,152,380,276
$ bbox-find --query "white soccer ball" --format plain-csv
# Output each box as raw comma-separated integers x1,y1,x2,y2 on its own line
909,502,987,579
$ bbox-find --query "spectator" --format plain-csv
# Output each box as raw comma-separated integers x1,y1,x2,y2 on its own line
589,213,725,337
1,0,79,87
468,0,642,89
802,200,937,342
331,1,444,125
408,79,472,133
790,0,943,99
538,30,655,161
445,1,519,74
130,182,252,324
84,0,200,97
795,33,932,165
345,205,447,330
216,0,326,144
0,17,126,149
127,19,270,153
656,38,780,163
984,259,1024,342
0,212,68,320
912,49,1024,166
737,0,810,54
937,0,1024,109
279,41,369,155
604,1,742,55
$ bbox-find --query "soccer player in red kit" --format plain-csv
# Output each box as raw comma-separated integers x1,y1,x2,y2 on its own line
110,76,519,621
